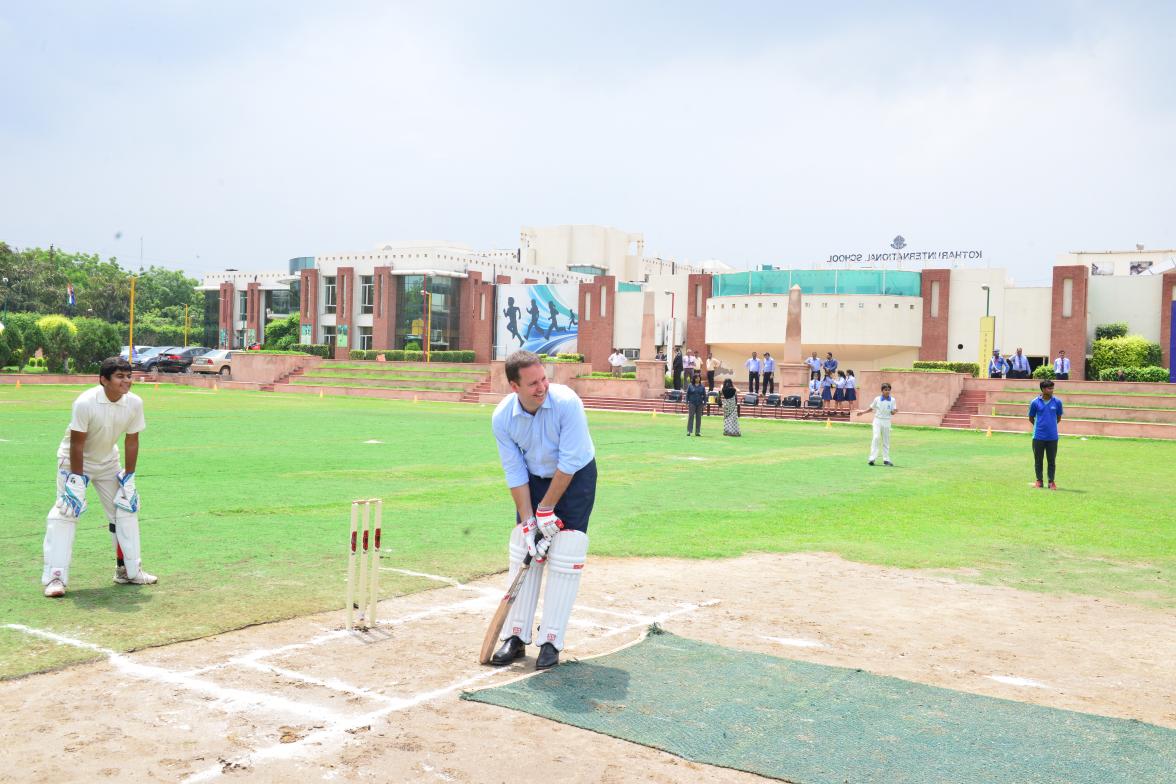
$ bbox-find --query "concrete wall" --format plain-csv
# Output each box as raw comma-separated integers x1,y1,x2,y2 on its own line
231,353,321,384
1002,287,1052,357
613,290,644,350
1087,275,1163,344
945,268,1010,362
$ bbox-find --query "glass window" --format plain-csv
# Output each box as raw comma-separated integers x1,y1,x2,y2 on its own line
321,325,336,347
395,275,461,350
237,291,248,321
360,276,374,314
324,276,337,314
358,326,372,350
268,289,292,315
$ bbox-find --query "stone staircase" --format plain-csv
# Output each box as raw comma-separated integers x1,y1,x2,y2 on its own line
941,389,987,429
969,383,1176,439
273,360,491,402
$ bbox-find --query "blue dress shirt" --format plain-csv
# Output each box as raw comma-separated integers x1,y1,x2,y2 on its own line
492,383,596,488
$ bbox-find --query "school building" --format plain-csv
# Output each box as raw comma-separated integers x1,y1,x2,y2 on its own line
199,229,1176,381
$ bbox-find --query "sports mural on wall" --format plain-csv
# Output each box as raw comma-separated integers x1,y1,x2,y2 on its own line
495,284,579,359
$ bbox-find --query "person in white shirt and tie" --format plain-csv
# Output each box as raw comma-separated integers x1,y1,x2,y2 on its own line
1009,348,1031,379
1053,350,1071,380
745,352,761,394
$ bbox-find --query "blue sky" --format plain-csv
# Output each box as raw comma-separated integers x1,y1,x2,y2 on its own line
2,1,1174,283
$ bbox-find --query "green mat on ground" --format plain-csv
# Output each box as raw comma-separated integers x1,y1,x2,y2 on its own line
462,629,1175,783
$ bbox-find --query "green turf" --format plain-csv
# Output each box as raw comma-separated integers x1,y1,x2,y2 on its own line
1,384,1174,679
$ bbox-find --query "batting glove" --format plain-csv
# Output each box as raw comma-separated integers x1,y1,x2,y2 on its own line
115,470,139,513
535,507,564,540
58,473,89,518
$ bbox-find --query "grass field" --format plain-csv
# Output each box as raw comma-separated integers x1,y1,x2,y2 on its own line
2,383,1174,680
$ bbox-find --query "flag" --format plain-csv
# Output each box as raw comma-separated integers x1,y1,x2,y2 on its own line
66,282,76,307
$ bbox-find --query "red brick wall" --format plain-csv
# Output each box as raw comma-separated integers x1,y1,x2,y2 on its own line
218,282,235,348
919,269,951,360
459,270,494,362
335,267,354,359
246,282,263,347
496,275,511,284
1049,265,1089,379
1161,270,1176,371
299,269,318,345
577,276,616,372
372,266,396,351
686,273,711,355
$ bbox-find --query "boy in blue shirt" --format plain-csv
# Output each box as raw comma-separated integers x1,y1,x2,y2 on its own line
1028,379,1063,489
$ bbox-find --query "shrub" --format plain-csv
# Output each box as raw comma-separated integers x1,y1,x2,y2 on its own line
555,352,584,362
0,326,15,368
265,313,300,351
404,340,421,351
403,350,423,362
1095,322,1129,340
1098,366,1170,383
73,317,121,373
4,313,44,366
1031,364,1056,381
298,343,332,358
1090,335,1161,376
349,349,372,360
912,360,980,376
248,349,310,355
385,349,405,361
36,315,78,372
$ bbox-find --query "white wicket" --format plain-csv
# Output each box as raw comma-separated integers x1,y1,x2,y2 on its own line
346,498,382,630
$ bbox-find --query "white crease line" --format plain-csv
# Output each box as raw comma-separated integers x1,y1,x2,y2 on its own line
591,599,720,642
381,566,498,595
576,604,650,622
987,674,1049,689
182,667,504,783
234,659,400,705
764,636,826,649
4,623,344,723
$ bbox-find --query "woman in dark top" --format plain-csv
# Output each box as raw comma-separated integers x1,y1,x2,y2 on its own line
721,378,741,437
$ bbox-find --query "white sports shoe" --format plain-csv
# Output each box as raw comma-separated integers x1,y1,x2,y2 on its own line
44,578,66,598
114,566,158,585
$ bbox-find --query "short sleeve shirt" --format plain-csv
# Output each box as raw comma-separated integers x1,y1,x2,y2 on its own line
56,386,146,465
1029,396,1063,441
870,396,897,420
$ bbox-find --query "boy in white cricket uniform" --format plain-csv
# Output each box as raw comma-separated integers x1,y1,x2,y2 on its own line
867,383,897,466
42,356,158,597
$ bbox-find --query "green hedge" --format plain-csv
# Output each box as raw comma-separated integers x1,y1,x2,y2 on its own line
1090,335,1162,377
347,349,476,362
1032,365,1056,380
1097,366,1170,383
297,344,333,358
577,372,637,379
249,349,311,356
912,360,980,376
1095,322,1129,340
881,367,953,373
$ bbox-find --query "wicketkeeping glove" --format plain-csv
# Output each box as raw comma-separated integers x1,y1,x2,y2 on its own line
58,473,89,518
535,508,564,540
115,470,139,513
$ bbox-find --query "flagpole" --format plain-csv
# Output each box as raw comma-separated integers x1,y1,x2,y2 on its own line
129,277,137,360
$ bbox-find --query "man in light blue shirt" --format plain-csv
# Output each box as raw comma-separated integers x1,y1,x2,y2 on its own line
823,352,838,375
761,352,776,395
1009,348,1031,379
1052,350,1071,380
745,352,761,394
489,351,596,670
806,352,822,380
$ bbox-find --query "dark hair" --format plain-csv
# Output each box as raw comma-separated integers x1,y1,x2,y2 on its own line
837,370,845,378
505,350,542,384
1039,379,1055,390
99,356,133,380
881,382,892,391
847,369,855,376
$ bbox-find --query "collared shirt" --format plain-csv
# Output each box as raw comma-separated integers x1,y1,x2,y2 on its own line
870,395,897,421
1028,395,1063,440
57,386,147,465
846,375,856,389
806,357,822,372
745,357,761,372
492,383,596,488
1054,356,1070,374
1012,354,1029,372
762,357,776,372
989,358,1007,375
608,352,625,368
823,358,838,372
706,357,719,371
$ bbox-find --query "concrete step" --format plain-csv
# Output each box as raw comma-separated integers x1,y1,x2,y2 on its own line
296,375,474,391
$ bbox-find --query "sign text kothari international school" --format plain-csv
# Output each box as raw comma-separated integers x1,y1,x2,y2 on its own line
827,249,984,263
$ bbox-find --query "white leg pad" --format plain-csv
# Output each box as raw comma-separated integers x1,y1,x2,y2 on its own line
537,529,588,651
111,509,143,579
502,524,544,644
43,507,78,586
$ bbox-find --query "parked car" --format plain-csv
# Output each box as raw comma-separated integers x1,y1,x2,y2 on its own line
120,345,153,362
155,347,212,373
191,349,232,377
132,346,177,372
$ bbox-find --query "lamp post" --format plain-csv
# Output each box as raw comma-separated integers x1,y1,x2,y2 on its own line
663,290,676,353
1,276,8,327
421,275,431,363
981,285,991,317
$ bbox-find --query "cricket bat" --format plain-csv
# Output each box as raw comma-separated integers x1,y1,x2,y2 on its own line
478,553,534,664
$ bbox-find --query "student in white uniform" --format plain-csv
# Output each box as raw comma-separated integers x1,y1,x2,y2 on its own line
867,383,898,466
42,356,158,597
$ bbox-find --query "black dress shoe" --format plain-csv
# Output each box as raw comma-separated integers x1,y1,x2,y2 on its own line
535,642,560,670
490,636,526,665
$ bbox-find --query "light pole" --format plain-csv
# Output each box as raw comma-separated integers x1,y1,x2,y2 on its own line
421,275,431,363
981,285,991,317
1,276,8,327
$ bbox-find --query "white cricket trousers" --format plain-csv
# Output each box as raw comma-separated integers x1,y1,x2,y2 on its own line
43,457,121,585
869,420,892,462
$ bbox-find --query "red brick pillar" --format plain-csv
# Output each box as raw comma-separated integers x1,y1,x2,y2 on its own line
1050,265,1089,379
1160,270,1176,372
372,266,396,351
523,278,537,284
686,273,711,356
335,266,355,359
496,274,511,284
918,269,951,360
300,269,319,346
246,282,263,347
218,282,235,348
459,271,494,363
577,275,615,372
